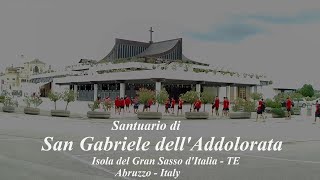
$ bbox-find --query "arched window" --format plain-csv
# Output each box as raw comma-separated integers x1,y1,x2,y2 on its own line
33,66,39,74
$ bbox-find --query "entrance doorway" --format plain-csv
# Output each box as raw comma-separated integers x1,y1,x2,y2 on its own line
164,85,192,100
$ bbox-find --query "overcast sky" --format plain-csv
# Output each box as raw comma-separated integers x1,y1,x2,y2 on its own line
1,0,320,88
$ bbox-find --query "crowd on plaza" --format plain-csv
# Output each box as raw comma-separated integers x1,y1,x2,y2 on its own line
93,94,320,123
94,95,233,117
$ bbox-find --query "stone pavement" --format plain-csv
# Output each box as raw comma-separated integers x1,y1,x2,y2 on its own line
0,110,320,180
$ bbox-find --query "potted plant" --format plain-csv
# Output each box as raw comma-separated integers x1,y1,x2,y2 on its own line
136,88,161,119
87,100,111,119
49,90,74,117
2,96,16,113
156,89,169,113
271,108,285,118
265,99,281,113
200,90,214,112
181,91,209,119
229,98,252,119
48,91,61,111
23,95,42,115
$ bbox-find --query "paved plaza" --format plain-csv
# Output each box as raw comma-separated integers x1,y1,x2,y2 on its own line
1,107,320,180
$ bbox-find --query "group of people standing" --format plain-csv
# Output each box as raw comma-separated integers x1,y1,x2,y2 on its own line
96,95,232,116
255,97,292,122
96,95,320,122
164,98,184,115
255,97,320,123
212,96,230,117
96,96,138,115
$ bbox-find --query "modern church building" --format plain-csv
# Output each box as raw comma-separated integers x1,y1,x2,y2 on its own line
28,28,271,101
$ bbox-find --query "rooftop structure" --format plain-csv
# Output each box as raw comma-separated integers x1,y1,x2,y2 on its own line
99,27,208,66
3,28,272,100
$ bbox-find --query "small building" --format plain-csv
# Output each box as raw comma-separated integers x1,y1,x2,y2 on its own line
0,59,47,96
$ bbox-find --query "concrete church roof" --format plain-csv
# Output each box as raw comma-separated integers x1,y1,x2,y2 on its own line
137,39,180,57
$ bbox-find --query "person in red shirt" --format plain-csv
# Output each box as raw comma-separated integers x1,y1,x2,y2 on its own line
171,98,176,115
114,96,120,114
147,98,153,111
222,97,226,116
177,97,183,116
314,100,320,124
165,98,170,114
125,96,131,113
193,100,198,112
286,97,292,119
256,98,266,122
194,98,201,112
212,96,220,116
198,99,202,112
226,97,230,116
118,97,125,115
223,97,230,117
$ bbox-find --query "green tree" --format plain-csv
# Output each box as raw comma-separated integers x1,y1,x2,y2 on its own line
180,91,198,112
156,89,169,112
48,91,61,110
298,84,314,97
137,88,155,105
200,91,214,112
62,90,76,111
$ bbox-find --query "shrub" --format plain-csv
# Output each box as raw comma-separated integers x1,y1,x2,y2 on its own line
3,96,15,107
271,108,285,118
250,93,263,101
103,99,113,111
313,93,320,98
23,96,32,108
156,89,169,112
200,91,214,112
290,92,304,102
233,98,255,112
244,101,256,112
232,98,244,112
32,96,43,108
88,100,100,111
305,96,317,101
265,99,282,108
